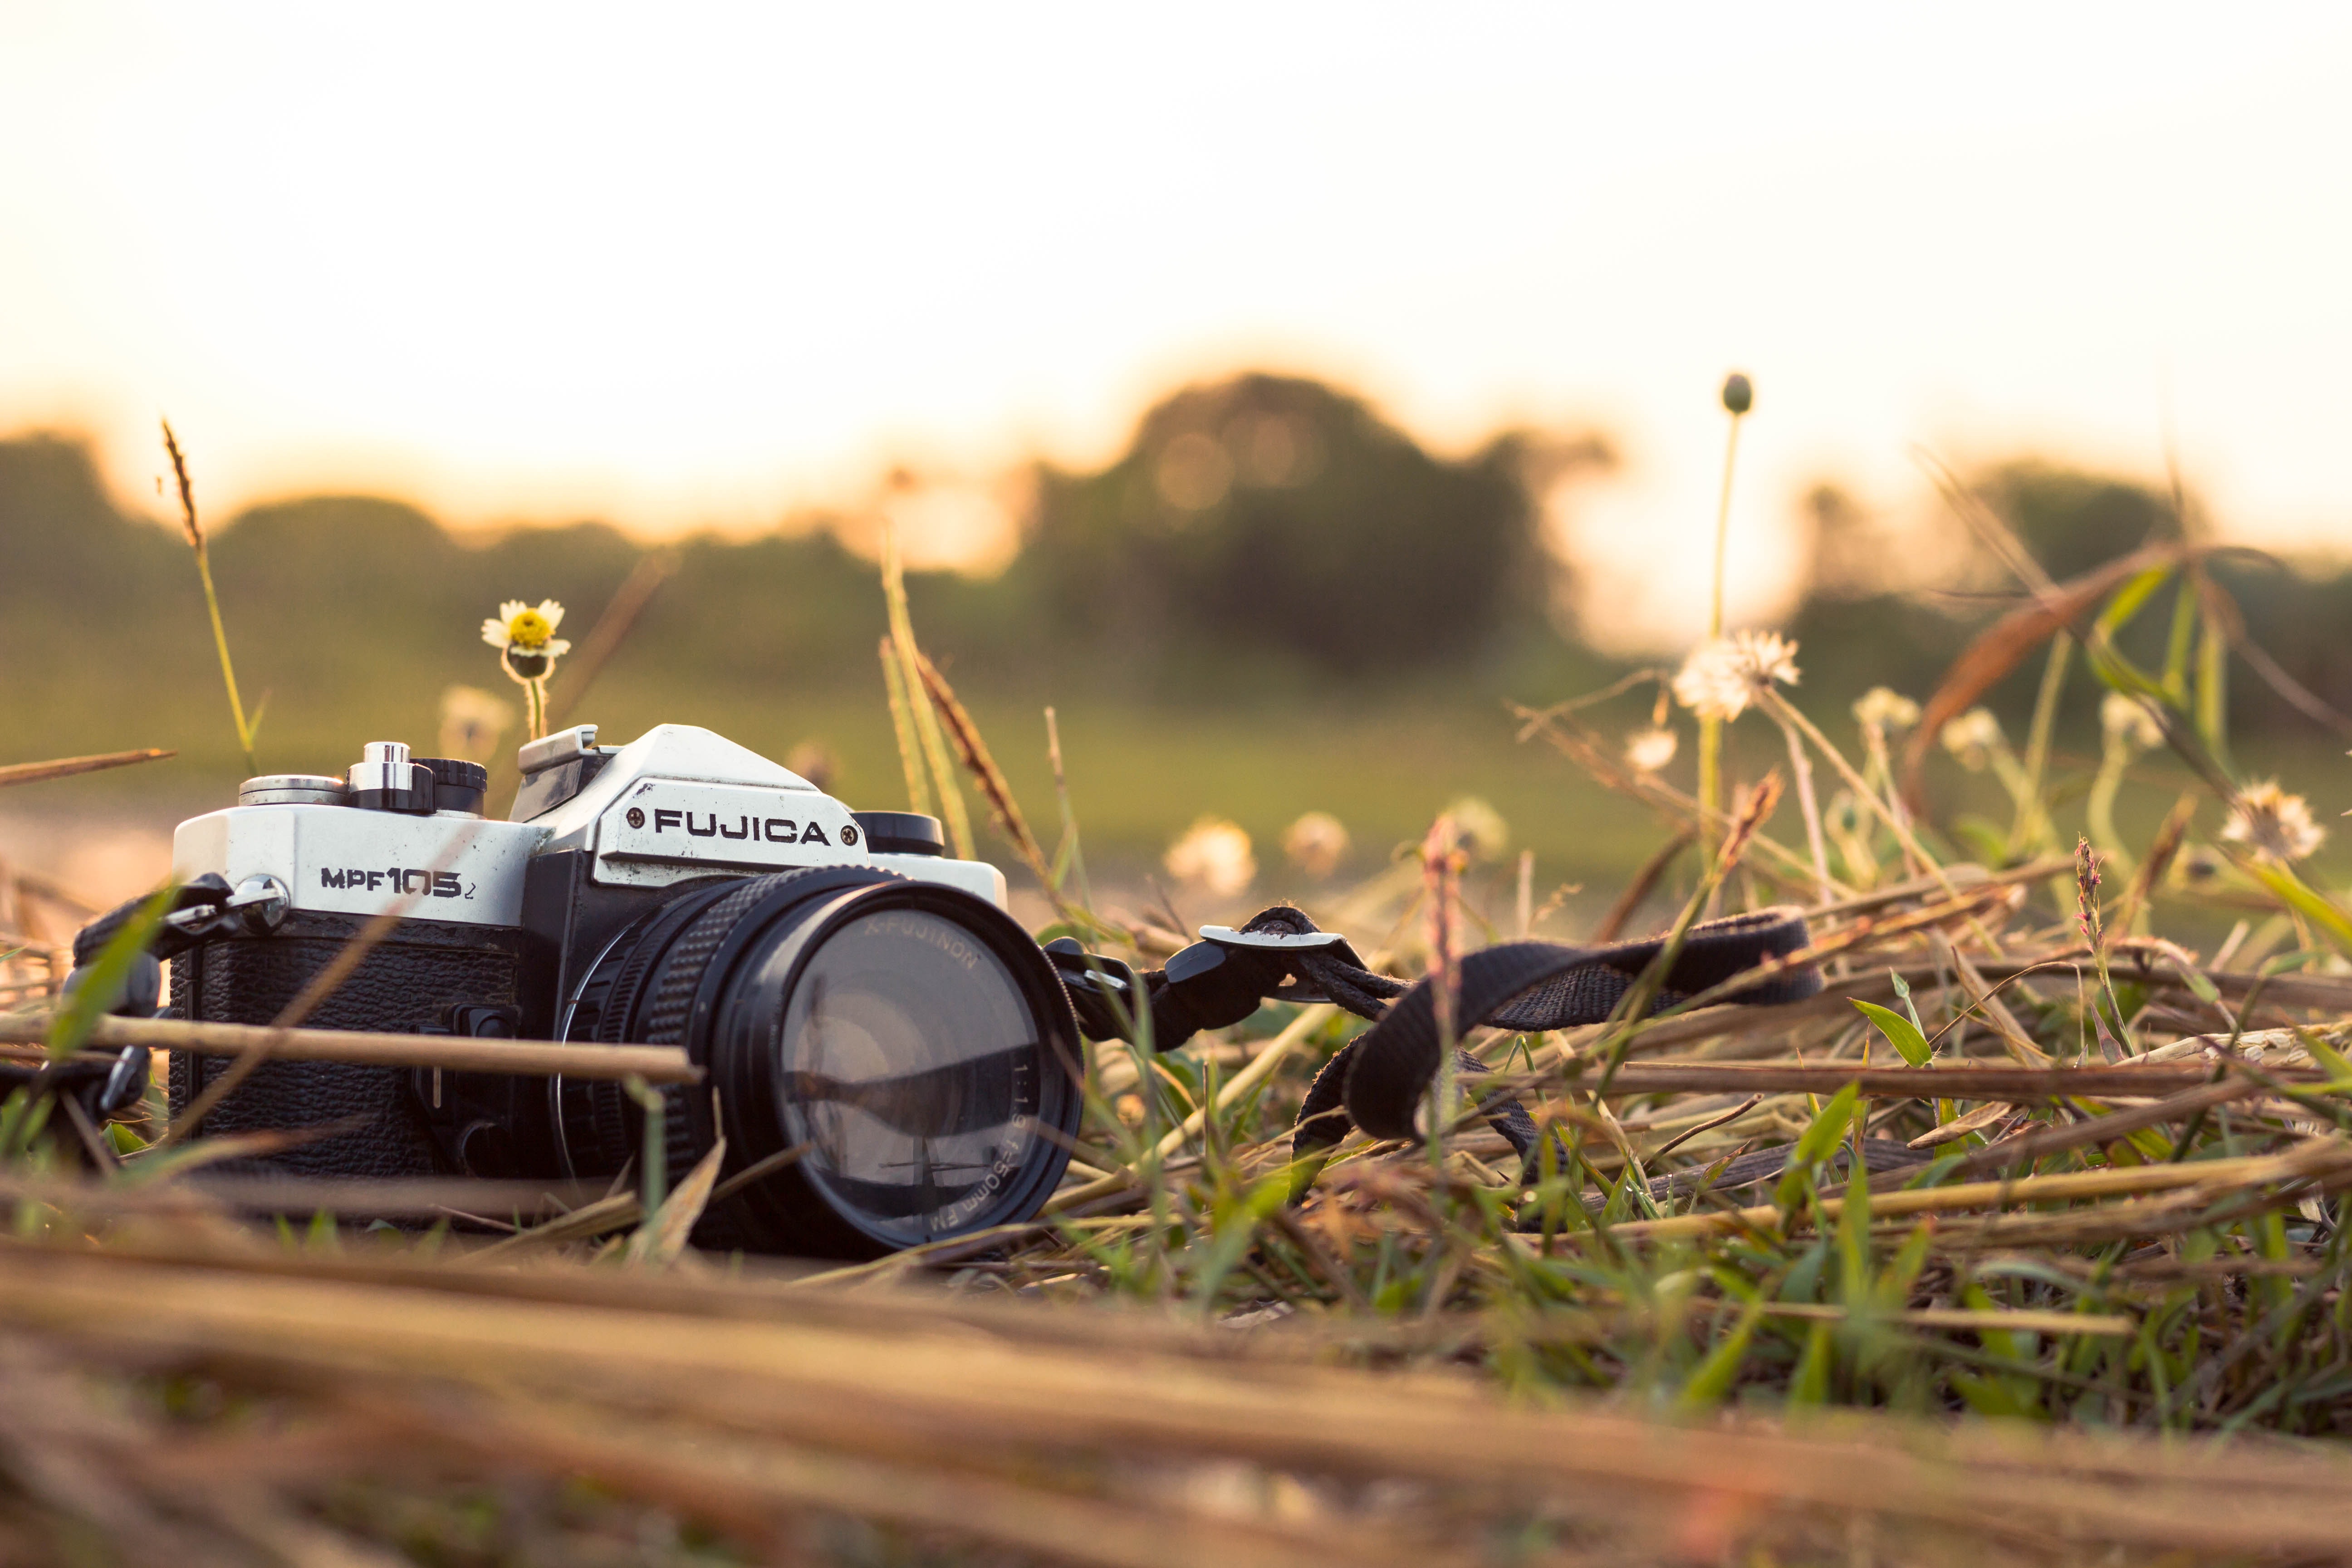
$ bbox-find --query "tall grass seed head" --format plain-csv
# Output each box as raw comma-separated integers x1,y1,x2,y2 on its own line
482,598,572,680
1851,686,1921,735
1281,811,1350,878
2221,779,2326,863
1165,816,1257,898
161,417,201,549
2074,835,2103,946
1939,707,2004,771
1671,630,1799,722
1625,725,1679,774
1721,372,1754,415
2100,691,2165,752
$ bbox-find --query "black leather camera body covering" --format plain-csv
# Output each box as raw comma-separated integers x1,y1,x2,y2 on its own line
165,850,752,1183
169,909,526,1181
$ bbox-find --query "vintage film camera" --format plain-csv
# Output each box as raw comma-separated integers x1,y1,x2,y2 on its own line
153,723,1093,1258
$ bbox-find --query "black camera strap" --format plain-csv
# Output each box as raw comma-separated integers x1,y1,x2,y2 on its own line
1289,906,1819,1166
0,1047,152,1140
1051,905,1821,1173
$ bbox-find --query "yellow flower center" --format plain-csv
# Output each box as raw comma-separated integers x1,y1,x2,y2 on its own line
507,609,552,650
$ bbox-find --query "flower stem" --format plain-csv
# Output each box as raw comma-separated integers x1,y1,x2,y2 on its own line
1696,718,1721,873
1761,689,1953,897
1774,711,1831,898
2010,634,2071,855
1699,406,1745,872
1421,815,1462,1171
1708,413,1742,644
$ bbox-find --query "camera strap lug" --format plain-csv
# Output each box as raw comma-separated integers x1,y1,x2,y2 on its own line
0,1044,151,1166
1040,938,1145,1044
65,874,295,1021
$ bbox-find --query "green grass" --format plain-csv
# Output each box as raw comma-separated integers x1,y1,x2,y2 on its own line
14,514,2352,1565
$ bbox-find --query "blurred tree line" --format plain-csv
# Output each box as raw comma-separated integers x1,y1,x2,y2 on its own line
3,370,2349,784
1789,461,2352,739
1014,373,1610,682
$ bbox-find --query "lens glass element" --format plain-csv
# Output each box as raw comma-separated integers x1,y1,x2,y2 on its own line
774,907,1046,1246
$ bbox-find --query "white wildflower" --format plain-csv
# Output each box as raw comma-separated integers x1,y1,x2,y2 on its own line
436,685,515,763
2100,692,2165,752
1852,687,1921,734
1442,796,1510,861
784,740,839,794
1165,817,1256,897
480,598,571,665
1940,708,2004,771
1671,631,1800,722
2222,780,2326,864
1280,811,1350,878
1625,726,1679,774
482,597,572,739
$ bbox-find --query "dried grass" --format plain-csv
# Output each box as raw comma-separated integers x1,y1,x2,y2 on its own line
11,490,2352,1563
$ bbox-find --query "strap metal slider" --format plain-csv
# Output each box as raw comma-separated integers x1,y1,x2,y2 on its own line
1189,925,1369,1004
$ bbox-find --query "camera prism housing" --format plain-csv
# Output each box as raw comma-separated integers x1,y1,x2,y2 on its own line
167,724,1083,1258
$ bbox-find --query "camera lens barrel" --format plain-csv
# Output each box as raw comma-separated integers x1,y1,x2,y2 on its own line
551,866,1080,1258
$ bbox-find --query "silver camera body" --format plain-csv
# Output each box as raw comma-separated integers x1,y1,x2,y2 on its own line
167,723,1081,1259
174,722,1005,936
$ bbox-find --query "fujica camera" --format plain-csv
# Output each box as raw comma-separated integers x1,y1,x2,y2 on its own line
151,723,1091,1258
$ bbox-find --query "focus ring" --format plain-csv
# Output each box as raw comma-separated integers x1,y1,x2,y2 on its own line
554,881,732,1179
630,870,821,1251
637,872,808,1048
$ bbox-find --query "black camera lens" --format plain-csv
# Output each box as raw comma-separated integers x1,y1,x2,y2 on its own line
764,905,1046,1246
551,867,1080,1258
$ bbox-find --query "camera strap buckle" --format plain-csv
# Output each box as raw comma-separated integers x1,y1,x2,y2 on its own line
1191,925,1368,1004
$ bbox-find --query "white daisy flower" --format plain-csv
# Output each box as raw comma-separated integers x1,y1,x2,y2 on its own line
1441,796,1510,861
1625,726,1679,774
1281,811,1350,878
1165,817,1257,898
1939,708,2004,771
481,598,573,671
2222,779,2326,864
1852,686,1921,734
482,598,572,739
1671,631,1800,722
2100,691,2165,752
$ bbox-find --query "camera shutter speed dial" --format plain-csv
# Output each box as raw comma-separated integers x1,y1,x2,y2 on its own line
347,741,436,814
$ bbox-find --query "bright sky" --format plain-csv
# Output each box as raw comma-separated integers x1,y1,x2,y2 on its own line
5,4,2350,650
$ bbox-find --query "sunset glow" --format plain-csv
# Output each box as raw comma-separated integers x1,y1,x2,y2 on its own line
5,4,2350,647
